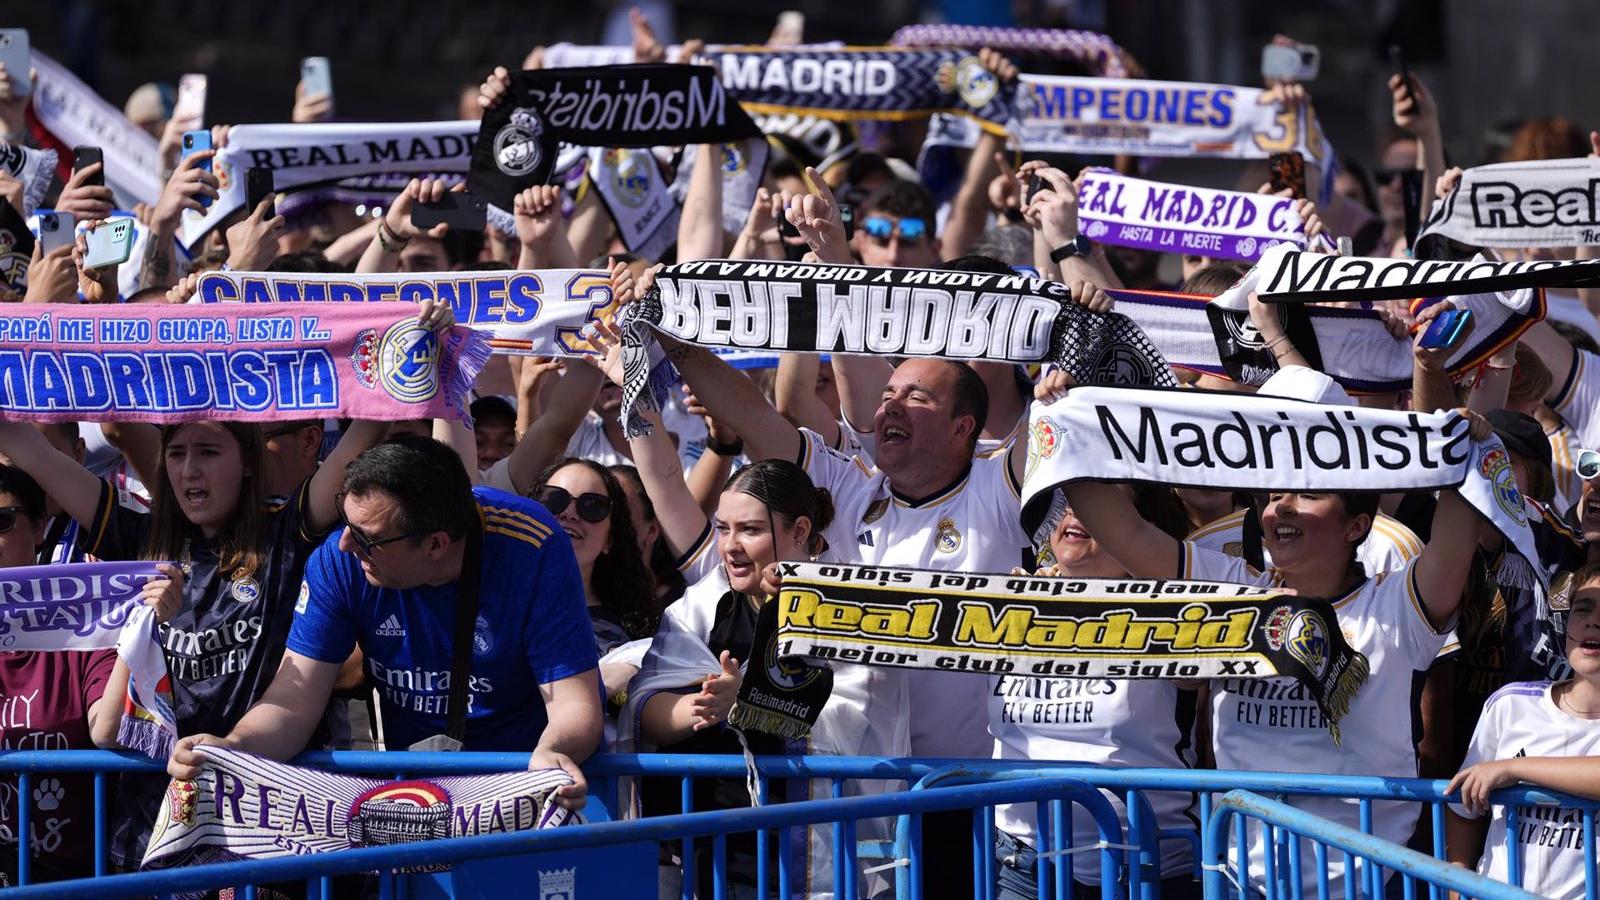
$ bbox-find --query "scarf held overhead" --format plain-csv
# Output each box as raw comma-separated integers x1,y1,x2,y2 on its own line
29,51,164,207
0,142,58,215
0,302,489,424
1417,157,1600,250
468,65,761,209
1246,243,1600,303
1115,278,1543,392
0,561,177,759
888,25,1129,76
1076,167,1307,263
711,47,1015,132
196,269,615,357
616,259,1175,437
1020,387,1546,591
143,745,576,870
179,120,479,249
773,561,1368,742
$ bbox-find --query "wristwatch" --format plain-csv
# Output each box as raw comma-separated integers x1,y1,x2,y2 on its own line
1049,234,1093,263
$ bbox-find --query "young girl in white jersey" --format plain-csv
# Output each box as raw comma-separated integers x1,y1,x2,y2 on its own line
1446,563,1600,900
992,484,1202,900
1045,372,1489,896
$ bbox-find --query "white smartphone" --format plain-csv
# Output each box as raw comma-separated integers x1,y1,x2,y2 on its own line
37,210,75,255
174,74,207,128
1261,43,1320,83
0,29,28,98
301,56,333,99
83,216,137,268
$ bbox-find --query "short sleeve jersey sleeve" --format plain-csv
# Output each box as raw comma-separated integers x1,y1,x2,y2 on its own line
795,426,873,499
1180,541,1273,586
1553,348,1600,449
286,537,358,664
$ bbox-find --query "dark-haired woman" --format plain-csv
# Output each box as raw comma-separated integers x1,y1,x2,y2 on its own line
623,458,909,897
532,457,660,656
0,303,452,869
1040,365,1489,896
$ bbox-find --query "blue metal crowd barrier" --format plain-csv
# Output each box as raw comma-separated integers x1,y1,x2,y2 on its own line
1204,791,1542,900
0,751,1595,899
0,776,1115,900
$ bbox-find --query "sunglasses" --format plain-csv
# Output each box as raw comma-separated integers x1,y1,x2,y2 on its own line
1579,449,1600,481
537,487,612,523
336,492,417,555
861,215,928,244
0,506,23,534
1373,168,1409,187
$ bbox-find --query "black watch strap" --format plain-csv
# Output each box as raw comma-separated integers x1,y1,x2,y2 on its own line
1050,234,1092,263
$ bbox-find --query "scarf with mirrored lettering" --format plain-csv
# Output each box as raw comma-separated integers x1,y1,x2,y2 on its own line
616,259,1176,438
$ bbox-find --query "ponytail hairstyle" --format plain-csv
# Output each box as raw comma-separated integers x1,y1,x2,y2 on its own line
723,459,834,559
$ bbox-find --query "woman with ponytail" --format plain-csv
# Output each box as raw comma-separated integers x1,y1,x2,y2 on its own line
621,458,910,898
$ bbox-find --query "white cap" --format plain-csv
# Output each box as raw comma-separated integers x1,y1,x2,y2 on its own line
1257,365,1353,406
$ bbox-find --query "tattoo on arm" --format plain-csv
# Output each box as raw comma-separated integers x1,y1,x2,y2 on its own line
667,345,706,364
140,234,174,291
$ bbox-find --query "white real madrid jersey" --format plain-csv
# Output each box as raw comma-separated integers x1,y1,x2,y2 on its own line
796,428,1030,757
1184,544,1451,895
1453,682,1600,900
1187,508,1423,576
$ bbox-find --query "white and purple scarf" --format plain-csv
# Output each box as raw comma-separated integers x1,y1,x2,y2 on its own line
1076,167,1309,262
0,561,177,758
29,51,164,207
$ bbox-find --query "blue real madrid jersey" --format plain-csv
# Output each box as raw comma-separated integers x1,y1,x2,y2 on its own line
289,486,597,750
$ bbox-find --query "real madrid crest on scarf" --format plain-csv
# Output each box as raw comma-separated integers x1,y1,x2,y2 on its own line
728,595,832,740
469,64,762,210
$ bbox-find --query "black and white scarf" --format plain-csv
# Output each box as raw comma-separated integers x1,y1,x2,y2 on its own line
709,47,1016,132
1021,387,1547,591
1242,243,1600,304
468,64,762,209
181,121,479,249
0,142,58,215
1115,273,1544,391
1417,157,1600,251
616,259,1175,436
772,561,1369,741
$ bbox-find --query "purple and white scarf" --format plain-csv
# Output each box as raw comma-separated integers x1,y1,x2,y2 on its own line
1076,167,1309,262
0,561,177,758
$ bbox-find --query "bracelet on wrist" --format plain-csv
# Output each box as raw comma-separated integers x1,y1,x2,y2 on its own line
377,221,411,254
707,437,744,457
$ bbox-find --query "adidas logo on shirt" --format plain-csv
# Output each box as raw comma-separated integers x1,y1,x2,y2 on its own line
857,532,874,547
376,615,406,638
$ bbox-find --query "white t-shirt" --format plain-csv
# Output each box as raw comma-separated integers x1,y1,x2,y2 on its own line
989,676,1197,883
1186,509,1422,577
798,427,1029,757
1549,422,1581,518
1452,681,1600,900
1546,290,1600,344
1184,545,1451,895
1553,348,1600,452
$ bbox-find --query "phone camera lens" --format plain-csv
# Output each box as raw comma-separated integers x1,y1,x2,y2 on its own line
41,214,55,229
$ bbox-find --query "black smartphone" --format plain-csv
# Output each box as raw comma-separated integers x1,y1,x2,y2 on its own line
1388,44,1413,104
413,190,488,230
246,167,275,219
73,146,104,187
1026,173,1043,204
779,214,801,240
839,203,855,240
1268,152,1306,200
1399,169,1423,250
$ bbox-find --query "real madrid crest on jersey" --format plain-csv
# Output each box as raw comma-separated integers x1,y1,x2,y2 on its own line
862,496,890,525
473,615,494,656
231,576,261,603
935,517,961,553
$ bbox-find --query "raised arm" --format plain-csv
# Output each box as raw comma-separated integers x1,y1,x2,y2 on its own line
98,422,162,492
0,423,104,527
941,48,1017,260
676,143,725,262
1412,417,1494,630
515,185,579,270
1038,375,1180,579
775,352,843,446
356,178,453,275
501,361,605,495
